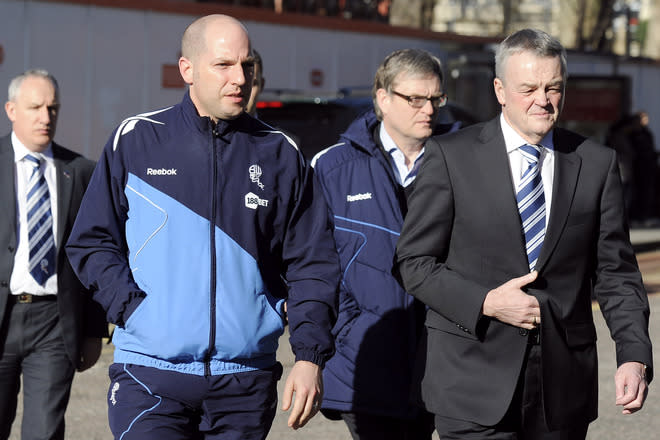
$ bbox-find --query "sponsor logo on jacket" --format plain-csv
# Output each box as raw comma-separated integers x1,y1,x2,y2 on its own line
245,192,269,209
347,192,372,202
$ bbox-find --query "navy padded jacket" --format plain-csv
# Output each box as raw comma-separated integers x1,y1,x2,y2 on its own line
312,110,429,418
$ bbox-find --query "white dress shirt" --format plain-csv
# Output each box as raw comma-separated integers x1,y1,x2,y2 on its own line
379,123,424,188
500,114,555,223
10,132,59,295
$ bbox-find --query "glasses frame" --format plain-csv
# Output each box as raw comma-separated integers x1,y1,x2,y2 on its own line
390,90,448,109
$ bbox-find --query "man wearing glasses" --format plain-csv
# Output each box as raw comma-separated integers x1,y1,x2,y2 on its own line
311,49,450,439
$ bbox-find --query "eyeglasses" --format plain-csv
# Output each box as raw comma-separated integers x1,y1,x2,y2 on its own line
391,90,448,109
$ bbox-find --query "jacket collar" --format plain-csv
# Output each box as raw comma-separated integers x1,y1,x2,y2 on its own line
180,91,251,136
340,109,381,156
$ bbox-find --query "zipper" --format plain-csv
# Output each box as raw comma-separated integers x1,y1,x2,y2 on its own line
204,122,220,377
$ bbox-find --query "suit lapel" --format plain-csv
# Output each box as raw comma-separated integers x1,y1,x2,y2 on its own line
473,119,529,270
0,136,17,238
53,144,73,248
535,131,582,272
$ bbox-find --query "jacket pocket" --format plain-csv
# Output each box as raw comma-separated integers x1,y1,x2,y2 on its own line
425,311,478,341
564,321,597,347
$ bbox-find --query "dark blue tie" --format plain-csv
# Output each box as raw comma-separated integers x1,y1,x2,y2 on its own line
25,154,56,285
516,145,545,271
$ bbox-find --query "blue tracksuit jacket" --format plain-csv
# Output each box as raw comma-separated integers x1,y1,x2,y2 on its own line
312,110,429,418
66,92,339,376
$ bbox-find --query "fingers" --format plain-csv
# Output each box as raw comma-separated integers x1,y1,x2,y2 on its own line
521,313,540,330
530,314,540,327
510,270,538,289
286,388,306,429
482,271,541,328
281,376,294,411
282,361,323,429
615,362,649,414
617,380,647,414
287,388,319,429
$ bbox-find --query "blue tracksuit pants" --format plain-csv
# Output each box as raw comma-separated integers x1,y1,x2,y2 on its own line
107,362,282,440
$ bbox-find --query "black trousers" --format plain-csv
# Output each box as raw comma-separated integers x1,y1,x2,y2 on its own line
0,299,75,440
340,409,435,440
435,343,589,440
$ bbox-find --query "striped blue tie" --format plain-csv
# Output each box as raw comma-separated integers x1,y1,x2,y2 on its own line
25,154,56,285
516,145,545,271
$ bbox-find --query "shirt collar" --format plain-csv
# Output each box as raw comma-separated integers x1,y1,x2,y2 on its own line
379,123,399,155
11,131,53,163
379,123,425,159
500,113,555,153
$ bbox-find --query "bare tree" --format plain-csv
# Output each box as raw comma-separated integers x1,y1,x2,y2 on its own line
421,0,435,30
589,0,617,51
501,0,514,36
575,0,589,48
573,0,617,51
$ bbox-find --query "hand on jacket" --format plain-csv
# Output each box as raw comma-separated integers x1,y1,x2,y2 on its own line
281,360,323,429
615,361,648,414
77,337,102,372
482,271,540,329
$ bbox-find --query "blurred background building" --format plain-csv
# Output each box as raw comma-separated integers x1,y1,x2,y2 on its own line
182,0,660,59
0,0,659,165
429,0,659,59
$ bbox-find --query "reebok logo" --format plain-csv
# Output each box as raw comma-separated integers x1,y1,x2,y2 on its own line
347,192,372,202
245,192,269,210
147,167,177,175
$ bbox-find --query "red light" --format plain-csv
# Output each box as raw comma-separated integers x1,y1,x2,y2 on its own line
256,101,284,109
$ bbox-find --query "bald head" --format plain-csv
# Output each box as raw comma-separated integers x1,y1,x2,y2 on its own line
181,14,250,63
178,14,254,122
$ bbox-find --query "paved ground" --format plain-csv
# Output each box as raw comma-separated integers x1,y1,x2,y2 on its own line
9,242,660,439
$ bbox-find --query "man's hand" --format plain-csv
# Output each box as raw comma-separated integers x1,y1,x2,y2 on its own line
615,361,648,414
281,360,323,429
482,271,540,329
77,337,102,372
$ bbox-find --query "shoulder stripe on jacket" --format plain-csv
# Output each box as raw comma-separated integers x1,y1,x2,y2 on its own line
310,142,345,168
112,107,172,151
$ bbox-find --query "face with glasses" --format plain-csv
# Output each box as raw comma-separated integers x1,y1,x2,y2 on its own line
377,73,443,149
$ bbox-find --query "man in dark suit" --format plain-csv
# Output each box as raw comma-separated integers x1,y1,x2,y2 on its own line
394,29,653,439
0,69,107,440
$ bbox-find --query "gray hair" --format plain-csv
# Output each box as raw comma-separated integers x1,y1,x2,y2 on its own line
8,69,59,102
495,28,567,84
372,48,444,120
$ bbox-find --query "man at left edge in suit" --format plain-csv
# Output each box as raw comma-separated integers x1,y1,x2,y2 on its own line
0,69,107,440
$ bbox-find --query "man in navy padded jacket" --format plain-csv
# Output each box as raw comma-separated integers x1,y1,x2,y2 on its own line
65,14,339,440
312,49,453,440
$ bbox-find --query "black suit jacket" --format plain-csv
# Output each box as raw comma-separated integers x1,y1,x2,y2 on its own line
395,117,653,430
0,134,106,368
